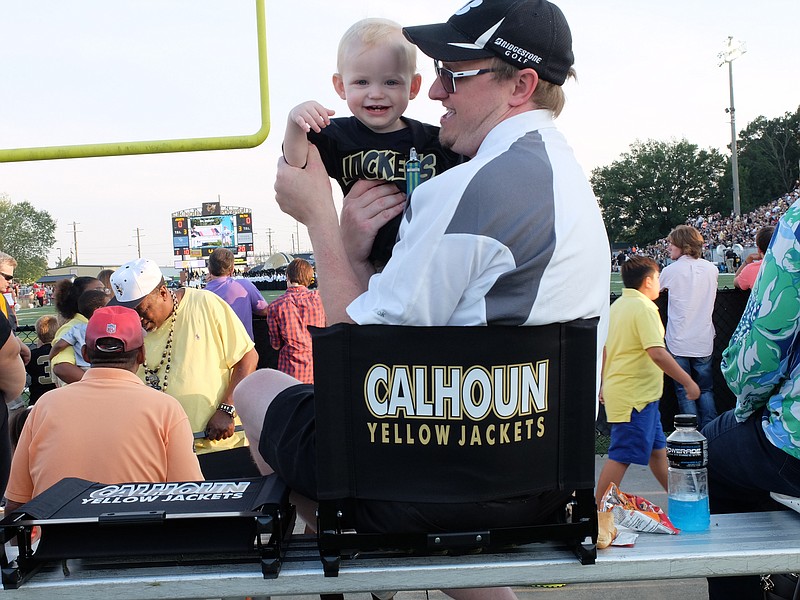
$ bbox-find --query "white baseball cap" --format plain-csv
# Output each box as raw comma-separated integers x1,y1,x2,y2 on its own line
109,258,164,309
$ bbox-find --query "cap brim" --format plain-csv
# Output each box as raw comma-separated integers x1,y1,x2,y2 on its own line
93,338,127,353
107,295,145,309
403,23,494,62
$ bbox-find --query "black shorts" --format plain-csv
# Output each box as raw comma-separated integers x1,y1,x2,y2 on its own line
198,446,262,480
260,384,571,533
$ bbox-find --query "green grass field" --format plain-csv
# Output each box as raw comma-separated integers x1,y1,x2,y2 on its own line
16,280,737,328
14,289,287,329
609,272,734,295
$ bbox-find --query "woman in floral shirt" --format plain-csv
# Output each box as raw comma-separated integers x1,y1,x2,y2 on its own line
704,191,800,599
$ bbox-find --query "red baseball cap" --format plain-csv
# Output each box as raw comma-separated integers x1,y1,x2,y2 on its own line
85,306,145,353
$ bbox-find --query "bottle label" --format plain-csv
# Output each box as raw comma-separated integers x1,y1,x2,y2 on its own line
666,439,708,469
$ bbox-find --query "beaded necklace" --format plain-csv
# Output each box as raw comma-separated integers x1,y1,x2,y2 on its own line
143,289,178,392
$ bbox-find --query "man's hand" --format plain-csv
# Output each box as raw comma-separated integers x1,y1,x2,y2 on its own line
205,410,235,441
275,143,336,227
743,251,759,264
340,179,406,266
289,101,335,134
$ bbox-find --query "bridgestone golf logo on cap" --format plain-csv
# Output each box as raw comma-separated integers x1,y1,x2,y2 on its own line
493,37,542,65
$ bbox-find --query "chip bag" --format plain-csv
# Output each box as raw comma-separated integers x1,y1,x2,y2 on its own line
598,483,679,534
596,510,617,549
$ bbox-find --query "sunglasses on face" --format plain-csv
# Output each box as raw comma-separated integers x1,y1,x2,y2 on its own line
434,60,499,94
0,273,12,282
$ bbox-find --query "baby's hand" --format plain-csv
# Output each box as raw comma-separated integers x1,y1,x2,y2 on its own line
290,101,335,133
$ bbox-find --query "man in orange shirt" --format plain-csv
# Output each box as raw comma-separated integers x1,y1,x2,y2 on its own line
5,306,202,511
734,226,774,291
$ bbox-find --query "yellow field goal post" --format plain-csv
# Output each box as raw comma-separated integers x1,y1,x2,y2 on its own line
0,0,269,163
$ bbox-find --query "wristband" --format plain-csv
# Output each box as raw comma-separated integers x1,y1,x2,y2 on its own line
216,403,236,418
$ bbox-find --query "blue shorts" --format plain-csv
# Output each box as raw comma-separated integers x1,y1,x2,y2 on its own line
608,401,666,466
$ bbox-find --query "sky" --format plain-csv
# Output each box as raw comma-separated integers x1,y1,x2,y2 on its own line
1,0,798,269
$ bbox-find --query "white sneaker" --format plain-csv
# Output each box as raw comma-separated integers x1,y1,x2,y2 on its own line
770,492,800,514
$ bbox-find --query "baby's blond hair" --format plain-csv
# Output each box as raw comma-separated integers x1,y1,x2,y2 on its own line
336,18,417,76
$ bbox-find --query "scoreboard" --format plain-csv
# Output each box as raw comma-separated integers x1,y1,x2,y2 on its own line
172,212,253,260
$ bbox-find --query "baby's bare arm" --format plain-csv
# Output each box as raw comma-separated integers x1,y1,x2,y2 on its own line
283,101,335,167
48,338,70,360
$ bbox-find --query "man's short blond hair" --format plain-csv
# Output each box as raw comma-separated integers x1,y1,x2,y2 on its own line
337,18,417,77
0,251,18,272
490,58,576,118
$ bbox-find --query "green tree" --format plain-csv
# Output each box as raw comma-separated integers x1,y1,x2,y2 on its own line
722,107,800,212
0,194,57,283
591,139,727,245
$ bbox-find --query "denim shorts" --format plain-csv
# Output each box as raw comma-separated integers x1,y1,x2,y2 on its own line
608,401,666,465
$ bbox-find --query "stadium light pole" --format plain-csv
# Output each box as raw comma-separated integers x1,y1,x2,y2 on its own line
718,36,746,218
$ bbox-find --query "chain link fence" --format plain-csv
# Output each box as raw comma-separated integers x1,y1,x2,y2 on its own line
14,325,39,407
596,287,748,454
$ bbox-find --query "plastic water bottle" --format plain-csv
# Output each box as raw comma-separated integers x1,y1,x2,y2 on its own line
666,414,710,532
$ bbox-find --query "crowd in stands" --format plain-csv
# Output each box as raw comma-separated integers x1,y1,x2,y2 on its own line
182,266,305,292
614,185,800,270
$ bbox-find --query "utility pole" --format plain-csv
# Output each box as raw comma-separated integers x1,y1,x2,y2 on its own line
718,37,746,217
69,221,81,265
295,221,300,254
291,234,296,255
266,228,274,256
133,228,144,258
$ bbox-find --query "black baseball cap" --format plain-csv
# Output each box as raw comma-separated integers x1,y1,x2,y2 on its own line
403,0,574,85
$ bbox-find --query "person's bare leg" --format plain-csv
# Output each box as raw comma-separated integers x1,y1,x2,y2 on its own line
290,491,319,531
443,587,518,599
649,447,669,492
234,369,319,529
595,458,630,506
234,368,301,476
237,374,513,600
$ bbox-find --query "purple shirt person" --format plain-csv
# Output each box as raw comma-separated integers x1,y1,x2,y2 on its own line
204,249,268,340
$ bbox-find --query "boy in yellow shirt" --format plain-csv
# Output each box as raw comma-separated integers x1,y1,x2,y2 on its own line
596,256,700,506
